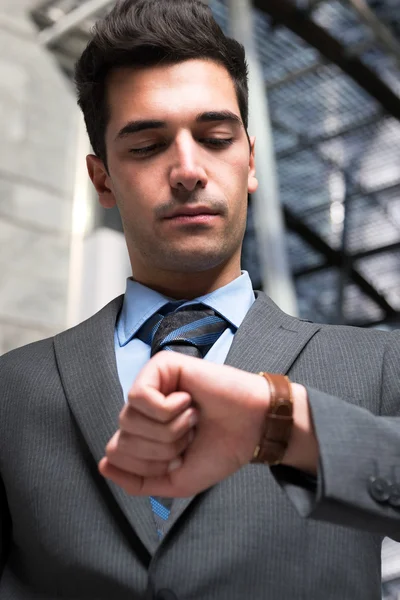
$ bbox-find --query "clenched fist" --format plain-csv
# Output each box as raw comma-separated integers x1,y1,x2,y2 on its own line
99,351,272,497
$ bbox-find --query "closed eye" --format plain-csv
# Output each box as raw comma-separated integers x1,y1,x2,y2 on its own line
129,143,165,156
129,137,234,157
201,138,234,148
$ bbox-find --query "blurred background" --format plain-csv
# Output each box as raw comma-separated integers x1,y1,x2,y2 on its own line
0,0,399,596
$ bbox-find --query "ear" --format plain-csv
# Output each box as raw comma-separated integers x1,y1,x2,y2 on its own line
248,136,258,194
86,154,117,209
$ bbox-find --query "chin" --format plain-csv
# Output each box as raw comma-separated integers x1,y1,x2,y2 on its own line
159,249,230,273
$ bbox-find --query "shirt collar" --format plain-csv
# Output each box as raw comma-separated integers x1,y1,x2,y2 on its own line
116,271,255,347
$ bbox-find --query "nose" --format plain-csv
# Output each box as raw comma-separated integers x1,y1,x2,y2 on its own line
169,134,208,192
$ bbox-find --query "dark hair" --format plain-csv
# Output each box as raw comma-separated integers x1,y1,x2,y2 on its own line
74,0,249,167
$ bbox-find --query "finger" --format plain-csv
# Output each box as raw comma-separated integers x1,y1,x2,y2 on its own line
99,458,161,496
104,449,183,478
107,428,194,463
127,387,192,422
119,404,199,442
99,457,184,497
132,351,183,397
99,458,146,494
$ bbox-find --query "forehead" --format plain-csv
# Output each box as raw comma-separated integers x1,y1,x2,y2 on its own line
106,59,241,134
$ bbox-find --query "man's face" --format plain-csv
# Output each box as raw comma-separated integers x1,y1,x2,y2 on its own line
89,59,258,280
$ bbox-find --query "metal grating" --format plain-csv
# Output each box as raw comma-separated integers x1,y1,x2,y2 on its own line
286,231,326,271
362,48,400,96
295,266,386,324
313,0,374,46
29,0,400,330
278,149,339,214
356,250,400,310
269,64,381,139
318,116,400,192
347,196,400,254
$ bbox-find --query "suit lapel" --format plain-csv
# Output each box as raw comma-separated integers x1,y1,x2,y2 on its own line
224,291,321,374
167,291,321,533
54,296,159,556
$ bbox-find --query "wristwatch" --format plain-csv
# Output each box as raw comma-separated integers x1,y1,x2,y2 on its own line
251,372,294,466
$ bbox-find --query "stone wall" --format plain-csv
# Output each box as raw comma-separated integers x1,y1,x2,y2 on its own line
0,0,78,354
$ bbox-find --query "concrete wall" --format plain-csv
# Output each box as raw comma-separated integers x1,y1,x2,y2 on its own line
0,0,78,353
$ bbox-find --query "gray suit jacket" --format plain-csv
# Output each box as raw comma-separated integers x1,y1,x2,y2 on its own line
1,292,399,600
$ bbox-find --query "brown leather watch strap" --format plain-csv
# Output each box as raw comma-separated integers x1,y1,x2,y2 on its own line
251,373,294,466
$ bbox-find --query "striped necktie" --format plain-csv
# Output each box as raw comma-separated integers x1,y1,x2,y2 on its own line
136,303,230,539
138,302,230,358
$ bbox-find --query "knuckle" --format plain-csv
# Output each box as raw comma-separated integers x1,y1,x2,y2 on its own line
156,409,175,424
118,412,128,428
105,438,120,458
165,443,180,460
149,443,174,461
161,427,179,443
154,462,170,476
119,406,138,430
140,460,169,477
156,424,184,446
118,430,133,450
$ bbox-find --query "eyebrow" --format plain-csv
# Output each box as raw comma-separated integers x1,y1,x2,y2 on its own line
114,110,242,141
196,110,242,126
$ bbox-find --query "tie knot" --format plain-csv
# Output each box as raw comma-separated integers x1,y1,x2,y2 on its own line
137,303,230,358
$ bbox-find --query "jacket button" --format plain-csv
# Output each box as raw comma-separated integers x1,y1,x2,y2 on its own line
389,483,400,508
368,476,390,503
155,590,178,600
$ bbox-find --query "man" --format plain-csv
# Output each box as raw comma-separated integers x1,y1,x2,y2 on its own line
0,0,399,598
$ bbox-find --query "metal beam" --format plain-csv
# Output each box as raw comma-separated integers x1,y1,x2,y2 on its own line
253,0,400,122
275,112,383,160
293,0,327,15
293,235,400,277
351,240,400,261
290,180,400,219
284,206,397,316
293,261,330,278
343,37,376,59
266,61,325,89
293,241,400,278
347,312,400,328
37,0,113,47
344,0,400,66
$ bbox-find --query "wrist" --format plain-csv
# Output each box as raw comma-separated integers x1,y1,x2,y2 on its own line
281,383,319,475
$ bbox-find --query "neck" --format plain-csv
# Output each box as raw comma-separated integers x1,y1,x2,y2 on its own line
131,264,242,300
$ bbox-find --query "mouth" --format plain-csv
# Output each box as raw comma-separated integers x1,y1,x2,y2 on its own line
164,207,219,219
163,207,220,225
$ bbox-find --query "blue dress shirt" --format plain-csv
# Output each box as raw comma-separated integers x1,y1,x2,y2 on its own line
114,271,255,402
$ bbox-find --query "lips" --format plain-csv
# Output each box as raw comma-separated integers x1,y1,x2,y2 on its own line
164,207,219,219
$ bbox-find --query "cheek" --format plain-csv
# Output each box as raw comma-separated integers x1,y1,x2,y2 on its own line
126,161,167,196
223,149,251,185
223,159,250,202
111,170,155,221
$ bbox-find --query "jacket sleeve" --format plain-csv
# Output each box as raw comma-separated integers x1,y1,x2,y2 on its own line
271,329,400,542
0,473,11,579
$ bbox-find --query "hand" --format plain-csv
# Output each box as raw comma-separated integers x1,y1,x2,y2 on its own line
99,351,270,497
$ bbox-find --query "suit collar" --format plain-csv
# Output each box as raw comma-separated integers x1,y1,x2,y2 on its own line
118,271,254,346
